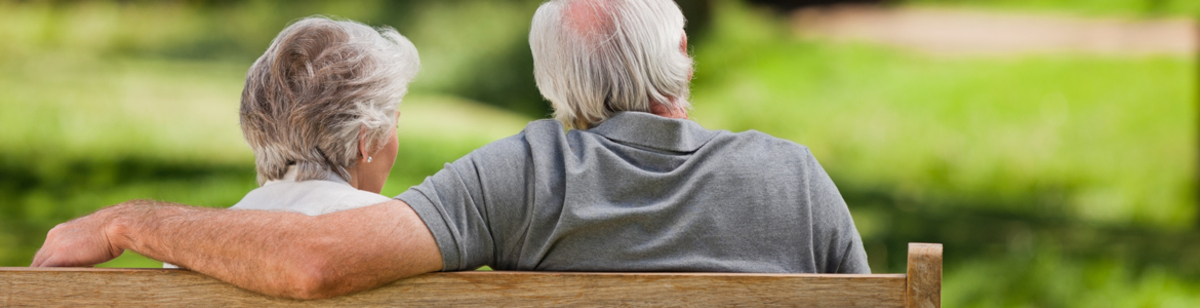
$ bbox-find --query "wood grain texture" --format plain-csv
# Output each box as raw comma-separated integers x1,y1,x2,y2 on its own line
905,243,943,308
0,268,907,307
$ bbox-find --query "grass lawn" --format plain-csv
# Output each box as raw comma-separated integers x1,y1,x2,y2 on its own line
694,0,1196,229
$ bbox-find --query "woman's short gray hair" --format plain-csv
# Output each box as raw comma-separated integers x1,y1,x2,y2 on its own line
240,17,419,185
530,0,692,129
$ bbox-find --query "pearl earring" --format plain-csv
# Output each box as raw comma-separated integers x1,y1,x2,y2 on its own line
367,156,373,163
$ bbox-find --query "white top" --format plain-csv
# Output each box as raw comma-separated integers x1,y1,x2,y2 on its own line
227,166,393,215
164,166,392,268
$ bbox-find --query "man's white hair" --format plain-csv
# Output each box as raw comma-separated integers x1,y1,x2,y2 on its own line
240,17,419,185
530,0,692,129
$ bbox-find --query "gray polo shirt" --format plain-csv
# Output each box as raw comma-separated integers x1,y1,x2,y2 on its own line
398,112,869,274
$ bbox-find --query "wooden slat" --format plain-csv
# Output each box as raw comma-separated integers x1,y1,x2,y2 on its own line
0,268,907,307
905,243,943,308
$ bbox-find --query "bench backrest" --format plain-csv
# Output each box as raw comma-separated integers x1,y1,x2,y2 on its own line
0,243,941,307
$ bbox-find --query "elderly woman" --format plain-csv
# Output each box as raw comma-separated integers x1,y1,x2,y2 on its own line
165,17,419,267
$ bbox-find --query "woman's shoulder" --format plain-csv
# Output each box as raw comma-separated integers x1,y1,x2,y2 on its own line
229,180,391,216
320,185,394,215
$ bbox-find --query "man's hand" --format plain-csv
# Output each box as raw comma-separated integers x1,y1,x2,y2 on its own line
31,205,126,267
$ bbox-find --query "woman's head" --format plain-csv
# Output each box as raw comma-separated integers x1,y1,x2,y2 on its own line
240,17,419,193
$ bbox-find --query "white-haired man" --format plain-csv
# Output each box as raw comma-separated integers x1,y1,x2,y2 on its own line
32,0,868,300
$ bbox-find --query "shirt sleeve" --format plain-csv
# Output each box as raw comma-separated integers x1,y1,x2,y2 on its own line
803,148,871,274
396,134,532,271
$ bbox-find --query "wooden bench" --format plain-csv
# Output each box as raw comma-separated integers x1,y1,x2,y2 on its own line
1,243,941,307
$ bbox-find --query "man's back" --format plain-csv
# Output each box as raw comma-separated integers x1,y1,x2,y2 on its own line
399,112,869,273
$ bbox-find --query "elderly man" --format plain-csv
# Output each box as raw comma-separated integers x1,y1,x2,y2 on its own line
32,0,868,300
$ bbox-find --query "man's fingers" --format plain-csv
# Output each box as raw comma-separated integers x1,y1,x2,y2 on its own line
31,224,65,267
30,210,125,268
38,255,67,268
31,238,52,267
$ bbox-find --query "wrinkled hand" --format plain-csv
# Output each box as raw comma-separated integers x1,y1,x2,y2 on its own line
31,206,126,267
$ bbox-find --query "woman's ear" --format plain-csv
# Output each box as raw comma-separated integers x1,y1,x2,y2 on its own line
357,127,372,162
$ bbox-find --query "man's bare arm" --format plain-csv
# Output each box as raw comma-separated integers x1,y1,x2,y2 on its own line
31,199,442,300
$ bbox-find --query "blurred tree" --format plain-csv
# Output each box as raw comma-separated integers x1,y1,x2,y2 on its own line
678,0,714,42
448,37,551,118
745,0,887,11
17,0,717,119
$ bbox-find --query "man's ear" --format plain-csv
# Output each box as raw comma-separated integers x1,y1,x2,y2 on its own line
680,33,693,81
679,33,688,55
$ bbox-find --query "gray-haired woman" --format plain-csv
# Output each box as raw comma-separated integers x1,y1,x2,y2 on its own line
166,17,419,267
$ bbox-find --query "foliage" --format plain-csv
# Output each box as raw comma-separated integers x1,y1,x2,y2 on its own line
905,0,1200,17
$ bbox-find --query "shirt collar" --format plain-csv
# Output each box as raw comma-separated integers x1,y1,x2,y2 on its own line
264,165,351,186
586,112,719,153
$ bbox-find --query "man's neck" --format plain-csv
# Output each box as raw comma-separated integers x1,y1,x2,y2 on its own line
649,102,689,120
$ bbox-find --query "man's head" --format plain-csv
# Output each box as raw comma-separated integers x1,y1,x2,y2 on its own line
530,0,693,129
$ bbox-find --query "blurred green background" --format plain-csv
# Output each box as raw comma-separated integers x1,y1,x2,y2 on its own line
0,0,1196,306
